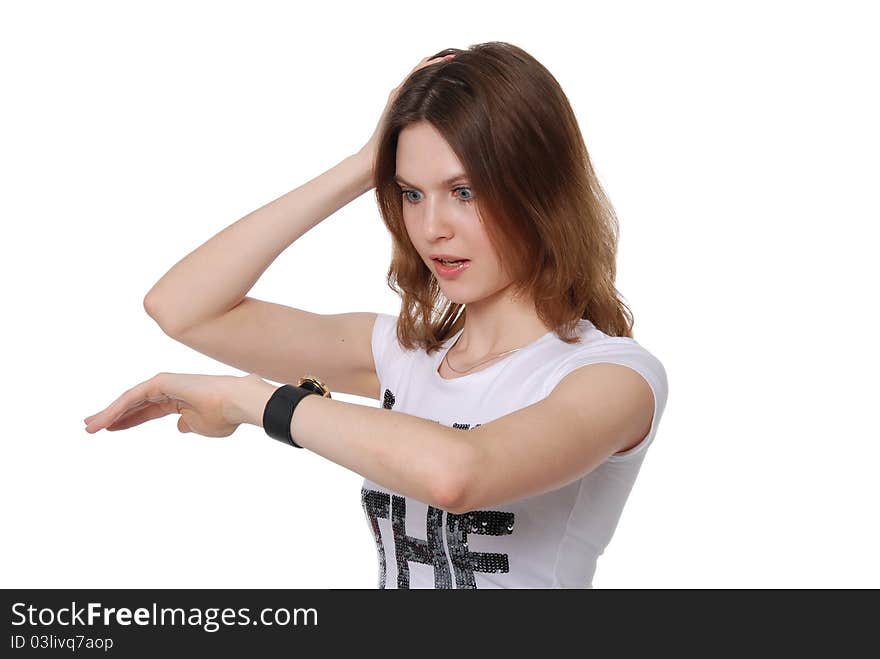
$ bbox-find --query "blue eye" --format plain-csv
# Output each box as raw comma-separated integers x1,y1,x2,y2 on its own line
400,187,475,204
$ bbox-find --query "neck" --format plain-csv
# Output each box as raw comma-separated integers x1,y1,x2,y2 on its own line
451,287,552,359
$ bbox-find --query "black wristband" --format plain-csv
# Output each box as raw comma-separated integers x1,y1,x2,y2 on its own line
262,384,314,448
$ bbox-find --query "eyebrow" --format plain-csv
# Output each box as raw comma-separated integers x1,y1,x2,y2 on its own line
394,173,469,188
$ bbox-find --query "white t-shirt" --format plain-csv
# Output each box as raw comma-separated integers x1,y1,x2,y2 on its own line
362,313,668,588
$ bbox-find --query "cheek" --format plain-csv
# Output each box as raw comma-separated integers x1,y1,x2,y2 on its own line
401,214,418,244
471,230,498,263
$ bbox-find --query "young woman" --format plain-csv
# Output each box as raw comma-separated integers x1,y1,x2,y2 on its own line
83,42,668,589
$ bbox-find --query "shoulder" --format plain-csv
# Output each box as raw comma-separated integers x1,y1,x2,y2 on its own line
546,322,668,409
547,360,656,454
457,352,662,511
543,327,668,457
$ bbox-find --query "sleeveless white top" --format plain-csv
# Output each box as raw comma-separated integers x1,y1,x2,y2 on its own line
361,313,669,588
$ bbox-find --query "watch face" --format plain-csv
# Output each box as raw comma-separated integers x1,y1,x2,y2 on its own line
298,377,330,397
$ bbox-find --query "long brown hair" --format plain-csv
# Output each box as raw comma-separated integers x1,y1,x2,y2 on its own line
373,41,634,355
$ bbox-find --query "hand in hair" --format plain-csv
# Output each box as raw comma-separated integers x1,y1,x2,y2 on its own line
356,52,456,177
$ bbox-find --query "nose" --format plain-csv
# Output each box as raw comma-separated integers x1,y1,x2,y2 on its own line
421,195,455,241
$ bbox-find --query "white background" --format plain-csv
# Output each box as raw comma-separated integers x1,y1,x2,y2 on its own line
1,0,877,589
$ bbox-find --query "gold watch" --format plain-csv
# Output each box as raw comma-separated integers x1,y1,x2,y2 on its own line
297,375,332,399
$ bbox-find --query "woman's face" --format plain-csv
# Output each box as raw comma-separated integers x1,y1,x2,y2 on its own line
396,121,513,304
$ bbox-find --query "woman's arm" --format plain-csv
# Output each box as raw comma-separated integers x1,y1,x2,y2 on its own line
145,152,373,335
83,370,468,509
145,54,455,335
232,361,656,516
234,375,472,511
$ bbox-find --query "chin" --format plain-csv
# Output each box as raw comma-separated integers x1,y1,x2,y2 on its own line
435,282,466,300
439,286,484,306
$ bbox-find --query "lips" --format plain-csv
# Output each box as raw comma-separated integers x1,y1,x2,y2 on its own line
430,254,469,262
432,258,471,279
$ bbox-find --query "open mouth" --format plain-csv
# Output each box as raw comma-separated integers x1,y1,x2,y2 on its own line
432,258,472,277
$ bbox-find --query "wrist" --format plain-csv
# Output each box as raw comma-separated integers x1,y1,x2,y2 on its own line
229,373,278,427
349,150,375,192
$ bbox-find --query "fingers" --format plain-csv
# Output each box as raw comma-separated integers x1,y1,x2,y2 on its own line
406,53,455,78
417,53,455,70
104,400,176,432
385,54,456,107
84,373,169,433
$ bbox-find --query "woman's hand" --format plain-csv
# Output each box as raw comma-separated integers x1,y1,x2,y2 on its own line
356,52,456,177
83,372,257,438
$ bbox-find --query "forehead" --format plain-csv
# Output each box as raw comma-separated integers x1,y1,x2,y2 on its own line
396,122,467,184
